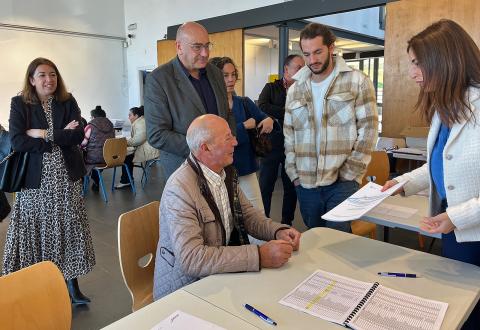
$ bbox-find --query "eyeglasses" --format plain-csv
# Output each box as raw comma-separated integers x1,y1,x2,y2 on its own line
187,42,213,52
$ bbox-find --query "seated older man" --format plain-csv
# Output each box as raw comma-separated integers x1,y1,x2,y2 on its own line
153,114,301,299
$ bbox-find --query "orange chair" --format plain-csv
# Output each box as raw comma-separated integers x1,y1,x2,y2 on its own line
118,201,160,311
0,261,71,330
352,151,390,239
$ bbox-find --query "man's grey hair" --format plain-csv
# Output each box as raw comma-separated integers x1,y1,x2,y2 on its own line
186,123,213,154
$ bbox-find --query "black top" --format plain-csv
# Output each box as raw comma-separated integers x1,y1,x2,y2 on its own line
179,58,219,116
257,79,287,125
9,95,86,188
257,79,287,151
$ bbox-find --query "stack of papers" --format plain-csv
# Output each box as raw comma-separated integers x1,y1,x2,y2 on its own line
321,181,406,222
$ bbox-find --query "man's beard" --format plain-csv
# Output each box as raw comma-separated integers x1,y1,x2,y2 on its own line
307,52,331,75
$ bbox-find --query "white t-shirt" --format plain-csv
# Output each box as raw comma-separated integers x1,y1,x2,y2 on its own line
311,72,335,156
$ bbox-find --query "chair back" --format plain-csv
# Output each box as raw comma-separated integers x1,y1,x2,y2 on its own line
0,261,71,330
361,151,390,186
103,137,128,168
118,201,160,311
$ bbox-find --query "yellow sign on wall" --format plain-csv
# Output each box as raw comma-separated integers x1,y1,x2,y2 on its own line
268,74,279,83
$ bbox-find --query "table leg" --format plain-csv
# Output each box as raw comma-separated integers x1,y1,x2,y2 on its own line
384,227,390,242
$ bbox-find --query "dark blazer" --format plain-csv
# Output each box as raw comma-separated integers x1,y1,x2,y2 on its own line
9,95,86,189
144,57,235,159
258,79,286,125
257,79,287,151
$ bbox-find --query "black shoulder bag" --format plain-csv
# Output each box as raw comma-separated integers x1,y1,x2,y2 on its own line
0,115,30,193
241,97,272,158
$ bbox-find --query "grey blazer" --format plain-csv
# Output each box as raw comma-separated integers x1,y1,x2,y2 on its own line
144,57,235,159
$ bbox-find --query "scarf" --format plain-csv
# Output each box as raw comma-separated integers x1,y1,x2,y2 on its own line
187,155,250,246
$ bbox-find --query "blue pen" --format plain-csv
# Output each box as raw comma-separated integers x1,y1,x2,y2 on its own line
378,272,418,278
244,303,277,326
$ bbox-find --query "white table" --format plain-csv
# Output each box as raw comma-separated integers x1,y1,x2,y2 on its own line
102,290,258,330
363,194,441,239
183,228,480,330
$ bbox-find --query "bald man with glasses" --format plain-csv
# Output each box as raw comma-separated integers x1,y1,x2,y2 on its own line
144,21,235,184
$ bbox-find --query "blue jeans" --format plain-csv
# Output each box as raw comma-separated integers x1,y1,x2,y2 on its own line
295,180,359,232
258,147,297,225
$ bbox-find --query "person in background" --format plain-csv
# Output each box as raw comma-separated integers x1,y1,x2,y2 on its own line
209,56,273,211
258,54,305,225
153,114,300,299
115,105,160,188
0,124,11,222
81,105,115,191
144,21,235,188
3,57,95,305
382,19,480,329
284,23,378,232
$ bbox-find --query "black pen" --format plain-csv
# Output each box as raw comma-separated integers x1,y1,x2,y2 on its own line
378,272,418,278
244,303,277,326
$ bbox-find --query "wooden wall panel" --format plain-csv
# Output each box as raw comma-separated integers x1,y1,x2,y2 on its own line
156,29,244,96
383,0,480,137
156,40,176,66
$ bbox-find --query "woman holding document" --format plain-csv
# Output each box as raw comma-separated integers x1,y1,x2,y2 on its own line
382,19,480,329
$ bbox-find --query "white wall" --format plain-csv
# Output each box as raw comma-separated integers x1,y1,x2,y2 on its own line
312,7,385,39
123,0,285,108
244,44,278,101
0,0,128,128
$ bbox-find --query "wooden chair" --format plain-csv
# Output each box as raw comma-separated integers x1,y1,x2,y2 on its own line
352,151,390,239
118,201,160,311
83,137,136,202
0,261,71,330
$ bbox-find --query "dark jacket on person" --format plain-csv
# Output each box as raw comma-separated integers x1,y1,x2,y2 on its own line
257,79,286,151
8,95,86,189
144,57,235,160
84,117,115,165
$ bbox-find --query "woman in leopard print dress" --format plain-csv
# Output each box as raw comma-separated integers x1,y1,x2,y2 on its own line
2,58,95,305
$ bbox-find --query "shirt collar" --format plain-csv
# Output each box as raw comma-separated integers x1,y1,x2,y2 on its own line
178,56,207,79
198,161,226,187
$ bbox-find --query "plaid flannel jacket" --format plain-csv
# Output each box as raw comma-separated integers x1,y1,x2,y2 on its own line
283,56,378,188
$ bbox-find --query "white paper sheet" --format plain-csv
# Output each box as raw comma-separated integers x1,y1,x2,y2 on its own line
321,181,407,222
150,310,226,330
348,286,448,330
369,203,418,219
279,270,373,324
279,270,448,330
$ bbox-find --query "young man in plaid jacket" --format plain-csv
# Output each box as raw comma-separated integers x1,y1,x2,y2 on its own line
284,23,378,231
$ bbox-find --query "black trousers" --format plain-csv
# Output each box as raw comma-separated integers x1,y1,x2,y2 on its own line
120,154,135,184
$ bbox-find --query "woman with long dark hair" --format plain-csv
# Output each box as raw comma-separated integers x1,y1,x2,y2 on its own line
2,57,95,305
209,56,273,212
383,19,480,328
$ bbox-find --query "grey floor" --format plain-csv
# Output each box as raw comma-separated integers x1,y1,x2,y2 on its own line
0,165,442,330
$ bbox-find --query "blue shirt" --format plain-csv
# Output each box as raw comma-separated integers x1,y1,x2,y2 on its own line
232,96,267,176
430,123,451,200
179,58,218,115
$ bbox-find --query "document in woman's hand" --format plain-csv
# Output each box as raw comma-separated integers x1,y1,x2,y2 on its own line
321,181,406,222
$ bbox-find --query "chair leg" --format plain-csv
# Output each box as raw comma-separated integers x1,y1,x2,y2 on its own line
418,234,425,249
82,175,89,197
124,164,136,195
111,167,117,191
142,160,153,188
96,169,108,203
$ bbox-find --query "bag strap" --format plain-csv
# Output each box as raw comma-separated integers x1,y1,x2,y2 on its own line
0,151,16,165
